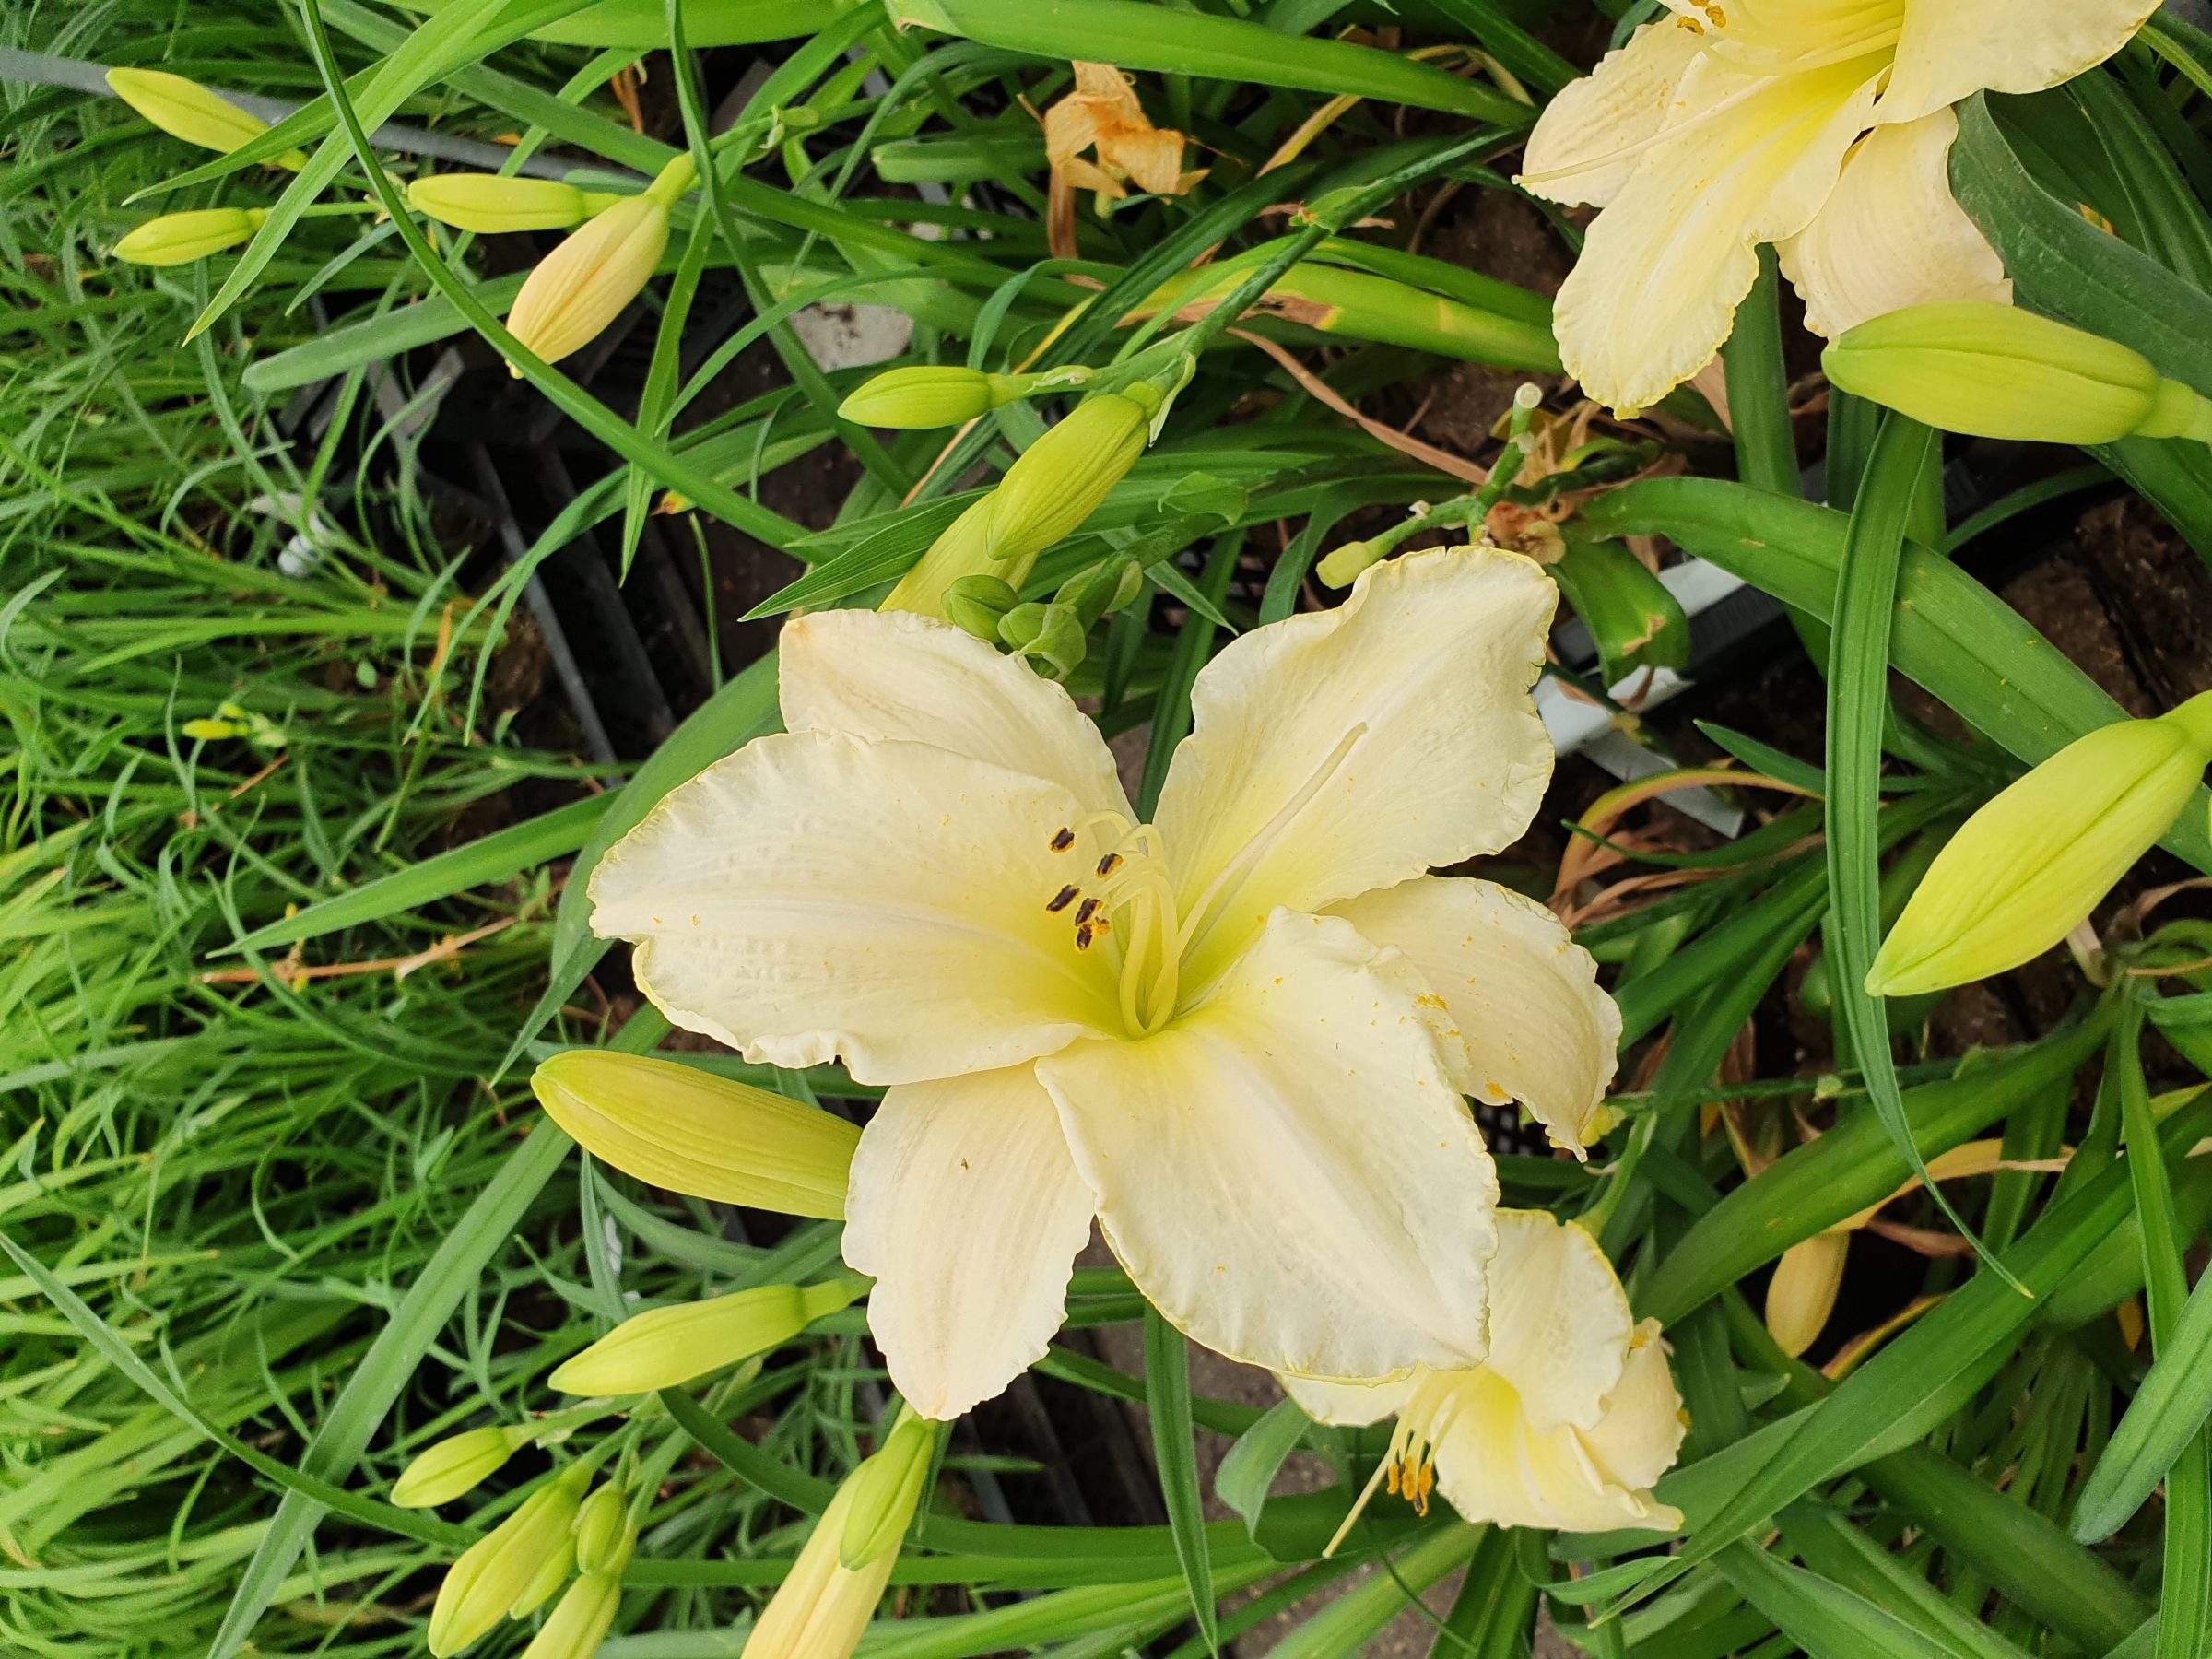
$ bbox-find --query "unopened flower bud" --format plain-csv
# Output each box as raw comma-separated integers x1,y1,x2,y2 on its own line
1055,558,1144,629
113,207,267,266
881,494,1032,619
571,1483,636,1579
1868,689,2212,996
981,393,1151,563
429,1468,586,1656
999,601,1087,679
518,1571,622,1659
531,1051,857,1218
743,1414,941,1659
408,173,610,234
1823,302,2212,447
1317,539,1386,589
508,1529,578,1621
837,367,1006,429
941,573,1019,641
106,67,305,167
549,1277,866,1395
506,156,691,369
392,1423,533,1508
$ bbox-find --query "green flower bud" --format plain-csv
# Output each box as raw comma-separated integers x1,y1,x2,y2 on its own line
531,1051,857,1219
112,207,267,267
429,1469,586,1656
1054,559,1144,629
881,494,1040,620
838,367,1006,429
547,1277,866,1395
982,394,1150,563
517,1571,622,1659
507,1529,578,1621
106,67,305,167
838,1410,940,1570
941,573,1019,641
1316,539,1386,589
1868,690,2212,997
1823,302,2212,447
392,1424,533,1508
999,602,1088,679
571,1483,636,1579
408,173,606,234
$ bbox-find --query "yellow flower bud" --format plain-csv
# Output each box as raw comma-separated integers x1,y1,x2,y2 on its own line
106,67,305,167
837,1409,938,1569
517,1571,622,1659
571,1483,636,1579
506,196,668,368
429,1470,585,1656
548,1277,865,1395
743,1416,940,1659
980,392,1151,563
112,207,266,267
392,1423,532,1508
530,1051,857,1218
837,367,1006,429
880,495,1025,621
1868,691,2212,997
508,1528,578,1621
408,173,608,234
1823,303,2212,447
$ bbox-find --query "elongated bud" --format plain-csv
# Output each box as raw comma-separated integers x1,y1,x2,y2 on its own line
531,1052,856,1218
508,1527,579,1621
506,153,691,370
941,573,1019,641
429,1469,586,1656
571,1483,636,1579
881,494,1039,619
408,173,609,234
981,392,1153,562
998,601,1088,679
519,1571,622,1659
112,207,266,266
106,68,305,167
742,1417,940,1659
1823,303,2212,447
392,1423,534,1508
549,1277,866,1395
838,365,1094,429
1868,690,2212,996
838,1410,939,1569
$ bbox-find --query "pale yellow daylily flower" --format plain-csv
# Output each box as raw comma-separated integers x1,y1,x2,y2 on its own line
1284,1211,1686,1535
1516,0,2157,413
591,548,1620,1419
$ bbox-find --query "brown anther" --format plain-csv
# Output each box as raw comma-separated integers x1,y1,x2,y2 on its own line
1096,853,1123,877
1074,897,1101,925
1089,916,1112,935
1050,827,1076,852
1075,924,1096,950
1045,884,1080,912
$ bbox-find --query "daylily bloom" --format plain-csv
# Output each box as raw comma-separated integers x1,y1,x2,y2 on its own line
591,548,1620,1419
1517,0,2158,414
1044,63,1201,207
1284,1211,1686,1535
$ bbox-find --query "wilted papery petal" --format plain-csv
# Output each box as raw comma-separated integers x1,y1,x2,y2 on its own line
1869,691,2212,996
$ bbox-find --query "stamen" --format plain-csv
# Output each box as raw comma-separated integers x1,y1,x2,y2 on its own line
1076,923,1095,950
1096,853,1124,878
1074,897,1101,925
1045,885,1080,913
1050,826,1076,852
1324,1448,1400,1559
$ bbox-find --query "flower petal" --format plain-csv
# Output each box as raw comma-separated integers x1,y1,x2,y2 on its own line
1519,20,1706,209
1777,110,2010,339
1154,549,1555,987
1882,0,2158,127
780,608,1130,821
1481,1211,1635,1434
1277,1372,1417,1429
589,732,1117,1085
1037,910,1500,1382
843,1065,1097,1420
1427,1323,1686,1533
1550,51,1884,413
1328,877,1620,1157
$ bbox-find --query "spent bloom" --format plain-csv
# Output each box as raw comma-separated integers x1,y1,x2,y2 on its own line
1044,63,1201,208
1285,1211,1686,1535
1517,0,2157,413
590,547,1622,1420
507,153,695,369
1868,691,2212,997
1824,302,2212,447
